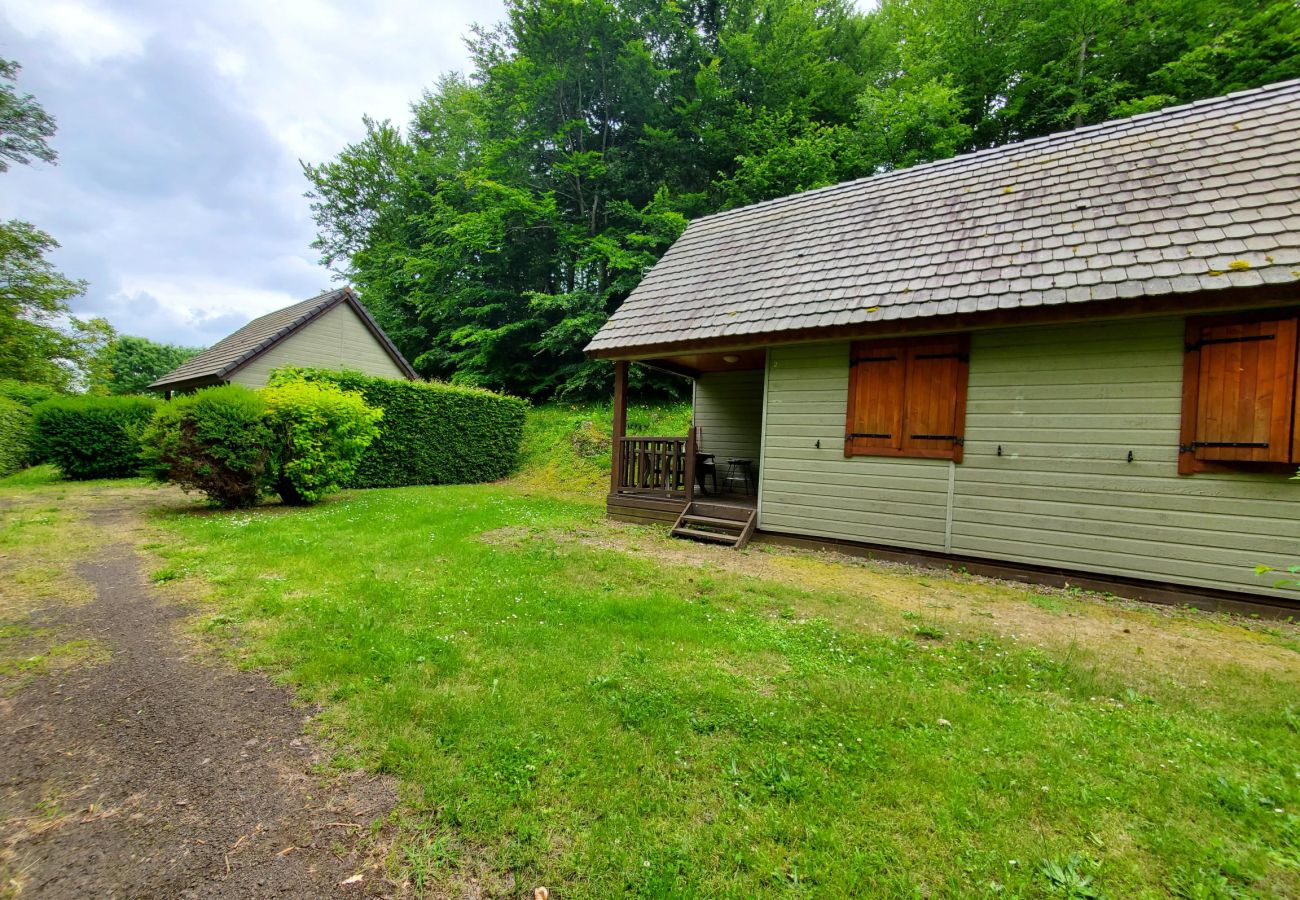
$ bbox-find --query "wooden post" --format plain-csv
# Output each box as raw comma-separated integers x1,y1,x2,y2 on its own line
610,360,628,495
684,425,697,504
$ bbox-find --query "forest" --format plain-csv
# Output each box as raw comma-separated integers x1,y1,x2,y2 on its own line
304,0,1300,398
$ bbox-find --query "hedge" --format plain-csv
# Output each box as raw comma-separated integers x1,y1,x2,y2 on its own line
140,385,274,507
31,395,161,480
268,368,527,487
0,379,58,407
0,397,31,477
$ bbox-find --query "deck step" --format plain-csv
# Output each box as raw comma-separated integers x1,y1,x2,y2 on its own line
681,514,745,530
669,502,759,549
671,527,741,544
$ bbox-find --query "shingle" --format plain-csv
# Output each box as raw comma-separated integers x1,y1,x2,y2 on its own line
587,81,1300,354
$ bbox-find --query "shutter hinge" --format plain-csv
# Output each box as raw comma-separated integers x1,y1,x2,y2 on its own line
1185,334,1275,352
1185,440,1268,450
846,432,892,440
910,434,964,445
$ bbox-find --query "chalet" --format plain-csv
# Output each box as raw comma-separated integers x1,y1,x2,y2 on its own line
150,287,417,394
586,80,1300,615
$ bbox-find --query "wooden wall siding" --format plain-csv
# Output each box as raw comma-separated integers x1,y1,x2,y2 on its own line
230,303,407,388
694,370,764,465
761,318,1300,598
762,343,953,551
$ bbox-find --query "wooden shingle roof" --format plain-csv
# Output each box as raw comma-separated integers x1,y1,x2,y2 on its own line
150,287,418,389
587,80,1300,357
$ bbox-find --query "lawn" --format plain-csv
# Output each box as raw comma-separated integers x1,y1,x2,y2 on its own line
126,474,1300,897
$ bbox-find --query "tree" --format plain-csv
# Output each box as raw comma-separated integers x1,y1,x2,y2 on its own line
306,0,1300,399
0,57,97,390
88,335,202,395
0,58,56,172
0,221,91,389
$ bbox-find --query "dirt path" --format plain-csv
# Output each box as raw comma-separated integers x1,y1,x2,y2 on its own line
0,502,394,898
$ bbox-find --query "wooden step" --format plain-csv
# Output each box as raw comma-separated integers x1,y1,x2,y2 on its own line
669,502,758,549
681,514,745,530
671,527,741,544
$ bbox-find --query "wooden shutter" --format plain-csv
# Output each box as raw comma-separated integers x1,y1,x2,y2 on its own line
1182,315,1298,467
901,336,970,462
845,342,904,455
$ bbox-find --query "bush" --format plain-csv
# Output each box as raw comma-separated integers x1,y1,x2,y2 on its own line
140,385,273,508
0,397,31,477
0,379,58,407
268,368,527,487
262,379,382,504
31,395,160,479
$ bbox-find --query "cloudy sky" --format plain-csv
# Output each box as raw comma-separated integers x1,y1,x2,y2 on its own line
0,0,503,347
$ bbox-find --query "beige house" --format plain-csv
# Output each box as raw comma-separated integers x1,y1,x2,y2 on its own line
151,288,417,394
587,80,1300,615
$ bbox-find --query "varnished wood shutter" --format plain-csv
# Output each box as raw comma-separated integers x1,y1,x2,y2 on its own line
901,336,970,462
1183,316,1298,466
846,343,904,454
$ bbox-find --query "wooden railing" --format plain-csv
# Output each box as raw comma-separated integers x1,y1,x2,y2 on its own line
615,428,697,498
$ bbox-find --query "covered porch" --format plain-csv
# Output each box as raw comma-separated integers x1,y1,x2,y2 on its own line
606,349,765,536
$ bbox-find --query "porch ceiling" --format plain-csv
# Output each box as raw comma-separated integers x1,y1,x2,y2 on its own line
644,348,767,378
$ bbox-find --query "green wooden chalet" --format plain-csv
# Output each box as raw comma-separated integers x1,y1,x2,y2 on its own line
586,79,1300,614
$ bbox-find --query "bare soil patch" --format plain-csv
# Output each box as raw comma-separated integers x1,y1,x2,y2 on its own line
0,495,395,898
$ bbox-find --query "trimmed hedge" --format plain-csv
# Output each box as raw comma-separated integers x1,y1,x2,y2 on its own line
268,367,527,487
31,395,160,479
0,397,31,477
140,385,273,507
0,379,58,408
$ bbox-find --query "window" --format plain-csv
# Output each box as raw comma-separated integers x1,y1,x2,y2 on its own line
1180,311,1300,474
845,334,970,461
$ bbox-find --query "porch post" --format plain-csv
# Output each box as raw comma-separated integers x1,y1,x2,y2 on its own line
684,424,697,503
610,360,629,495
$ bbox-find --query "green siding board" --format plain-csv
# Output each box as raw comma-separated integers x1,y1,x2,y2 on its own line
759,318,1300,598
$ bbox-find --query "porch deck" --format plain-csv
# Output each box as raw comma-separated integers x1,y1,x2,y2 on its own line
606,490,754,526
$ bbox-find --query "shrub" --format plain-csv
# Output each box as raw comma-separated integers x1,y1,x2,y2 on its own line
267,368,527,487
31,395,160,479
0,397,31,477
0,379,58,407
262,379,382,504
140,385,273,508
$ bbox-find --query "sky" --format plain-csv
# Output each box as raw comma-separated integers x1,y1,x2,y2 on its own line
0,0,503,347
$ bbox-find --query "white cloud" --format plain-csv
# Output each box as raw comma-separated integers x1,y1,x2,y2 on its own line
0,0,503,346
0,0,150,65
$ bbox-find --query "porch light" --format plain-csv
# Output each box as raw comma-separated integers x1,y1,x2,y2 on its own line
722,354,739,363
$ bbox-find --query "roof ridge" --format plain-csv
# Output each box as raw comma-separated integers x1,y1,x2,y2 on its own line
690,78,1300,230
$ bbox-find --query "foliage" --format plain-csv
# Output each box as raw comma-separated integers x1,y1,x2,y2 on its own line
88,335,203,396
515,400,693,497
268,367,527,488
0,57,105,391
140,385,273,508
0,220,97,389
0,396,30,476
0,58,56,172
305,0,1300,399
261,379,383,504
30,395,159,480
0,378,56,407
150,479,1300,897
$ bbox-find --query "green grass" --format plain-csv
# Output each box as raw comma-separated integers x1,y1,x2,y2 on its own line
150,482,1300,898
514,400,692,497
0,463,62,488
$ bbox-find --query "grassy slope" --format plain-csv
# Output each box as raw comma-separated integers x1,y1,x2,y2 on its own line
124,403,1300,898
512,400,692,498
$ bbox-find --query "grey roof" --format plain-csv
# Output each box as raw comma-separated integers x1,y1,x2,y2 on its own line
150,287,418,389
587,79,1300,356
